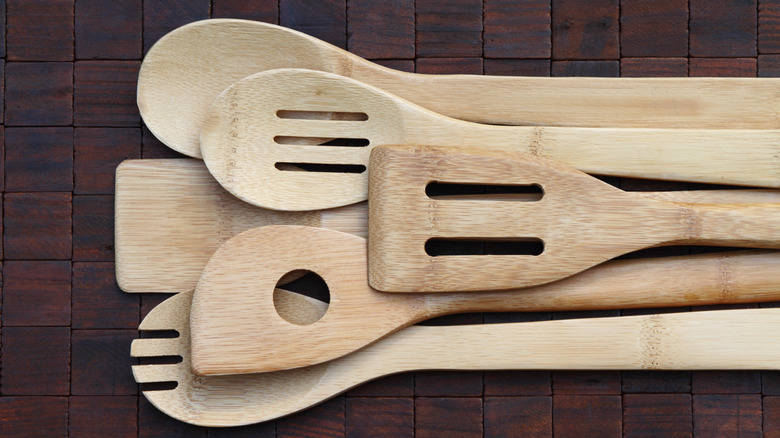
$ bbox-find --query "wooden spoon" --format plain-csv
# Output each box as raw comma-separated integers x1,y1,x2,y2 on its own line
200,68,780,211
369,144,780,292
190,225,780,375
138,289,780,427
116,158,780,293
139,18,780,158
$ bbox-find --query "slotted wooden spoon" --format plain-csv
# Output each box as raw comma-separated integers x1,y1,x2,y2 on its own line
138,289,780,427
190,225,780,375
201,68,780,211
369,144,780,292
139,18,780,158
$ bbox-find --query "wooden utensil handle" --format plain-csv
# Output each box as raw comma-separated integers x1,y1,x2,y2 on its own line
377,308,780,371
675,203,780,247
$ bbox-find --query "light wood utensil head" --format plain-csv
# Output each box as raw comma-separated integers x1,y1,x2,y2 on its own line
138,289,780,427
368,144,780,292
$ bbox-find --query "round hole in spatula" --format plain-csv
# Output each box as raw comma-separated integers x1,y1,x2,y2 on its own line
273,270,330,325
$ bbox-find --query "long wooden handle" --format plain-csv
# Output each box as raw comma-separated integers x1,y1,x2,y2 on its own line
675,203,780,247
429,250,780,314
371,308,780,371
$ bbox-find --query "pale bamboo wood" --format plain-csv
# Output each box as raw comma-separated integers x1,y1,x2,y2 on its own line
369,145,780,292
190,225,780,375
114,159,366,293
139,18,780,158
137,290,780,427
200,68,780,211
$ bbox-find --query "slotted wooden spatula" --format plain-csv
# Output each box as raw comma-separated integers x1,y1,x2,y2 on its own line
368,145,780,292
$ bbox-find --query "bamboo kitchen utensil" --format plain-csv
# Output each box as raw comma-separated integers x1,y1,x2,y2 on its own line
190,225,780,375
200,68,780,211
369,144,780,292
115,159,780,293
139,18,780,158
138,289,780,426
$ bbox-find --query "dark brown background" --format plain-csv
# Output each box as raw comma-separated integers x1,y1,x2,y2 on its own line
1,0,780,436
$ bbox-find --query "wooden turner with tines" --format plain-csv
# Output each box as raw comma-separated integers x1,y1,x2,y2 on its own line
368,144,780,292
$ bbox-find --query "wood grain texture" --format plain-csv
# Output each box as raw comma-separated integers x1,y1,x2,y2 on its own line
75,128,141,194
620,57,688,76
620,0,687,57
74,61,141,126
484,396,552,438
4,192,72,260
689,58,758,77
416,0,482,57
416,57,483,74
484,0,551,58
72,262,139,329
142,0,210,54
73,195,114,261
71,329,138,395
484,58,551,76
68,395,138,438
690,0,757,57
2,261,70,326
280,0,347,49
693,395,763,437
75,0,142,59
5,127,73,192
5,62,72,126
348,0,414,59
7,0,73,61
212,0,278,23
1,327,71,395
345,398,413,438
415,398,482,438
0,397,68,438
623,394,692,438
552,0,619,59
553,395,622,438
484,371,552,396
760,0,780,53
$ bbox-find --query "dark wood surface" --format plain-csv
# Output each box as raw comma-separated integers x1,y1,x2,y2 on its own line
0,0,778,436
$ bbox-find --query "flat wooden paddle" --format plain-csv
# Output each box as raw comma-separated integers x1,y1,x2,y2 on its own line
201,68,780,211
368,145,780,292
139,290,780,426
190,225,780,375
139,18,780,158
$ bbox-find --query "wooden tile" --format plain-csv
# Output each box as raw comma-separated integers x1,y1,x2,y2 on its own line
620,58,688,77
75,128,142,194
75,61,142,126
73,262,139,329
690,0,757,57
212,0,278,23
2,261,70,326
620,0,687,57
484,371,552,396
689,58,757,76
0,1,5,58
277,396,345,437
552,60,620,76
143,0,210,54
69,395,138,438
4,192,72,260
553,371,621,395
280,0,347,49
484,59,551,76
484,0,551,58
416,58,483,74
552,0,619,59
693,395,762,437
623,394,692,438
139,397,209,438
416,397,482,438
759,54,780,76
1,327,70,395
142,126,188,158
416,372,483,397
484,396,552,438
764,371,780,395
765,397,780,438
416,0,483,57
73,196,114,262
553,395,622,438
692,371,762,394
760,1,780,53
5,62,72,126
71,330,138,395
5,127,73,192
7,0,73,61
76,0,143,59
348,0,414,59
0,397,68,438
622,371,691,393
345,397,413,438
347,373,414,397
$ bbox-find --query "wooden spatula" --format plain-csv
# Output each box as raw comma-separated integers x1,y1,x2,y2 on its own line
190,225,780,375
139,289,780,426
368,144,780,292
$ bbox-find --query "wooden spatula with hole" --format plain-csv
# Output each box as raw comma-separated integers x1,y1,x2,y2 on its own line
140,290,780,427
369,144,780,292
115,158,780,293
190,225,780,375
200,68,780,211
139,18,780,158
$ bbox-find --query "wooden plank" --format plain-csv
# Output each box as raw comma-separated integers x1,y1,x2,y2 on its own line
277,396,345,437
75,128,142,194
4,193,72,260
6,0,73,61
551,60,619,76
623,394,692,437
552,0,619,59
693,395,762,437
764,397,780,438
5,62,72,126
553,395,622,438
280,0,347,49
690,0,757,57
553,371,621,395
5,127,73,192
1,327,71,395
484,371,552,396
484,0,551,58
484,59,551,76
415,372,483,397
71,329,138,395
620,0,687,57
416,0,483,57
2,261,70,326
72,262,139,329
142,0,210,54
759,54,780,76
69,396,138,438
484,396,552,438
0,397,68,438
620,58,688,77
622,371,691,393
75,0,142,59
138,397,209,438
692,371,762,394
345,397,413,438
73,195,114,262
74,61,142,126
348,0,414,59
416,57,483,74
416,397,482,438
212,0,278,23
760,1,780,53
689,58,757,77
